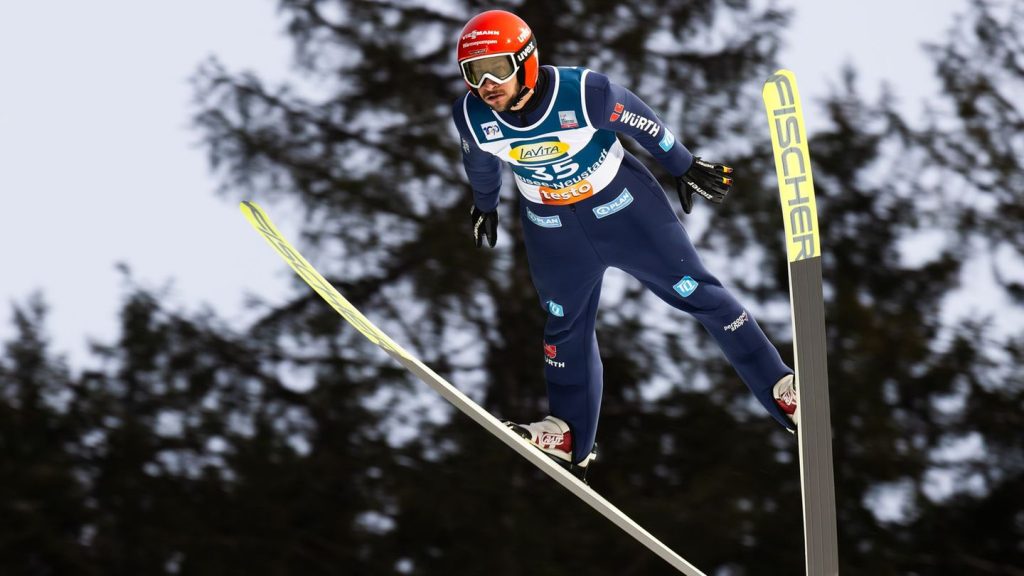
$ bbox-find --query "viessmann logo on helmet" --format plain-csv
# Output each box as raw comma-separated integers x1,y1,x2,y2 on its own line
509,139,570,164
462,29,500,41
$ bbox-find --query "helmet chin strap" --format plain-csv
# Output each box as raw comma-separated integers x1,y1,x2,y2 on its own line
508,86,534,112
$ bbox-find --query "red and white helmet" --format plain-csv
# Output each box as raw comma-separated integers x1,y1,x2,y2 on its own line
457,10,539,94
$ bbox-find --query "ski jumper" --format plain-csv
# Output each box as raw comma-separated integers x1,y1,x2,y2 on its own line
453,66,794,463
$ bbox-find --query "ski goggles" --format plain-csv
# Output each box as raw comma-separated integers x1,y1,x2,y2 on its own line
460,36,536,89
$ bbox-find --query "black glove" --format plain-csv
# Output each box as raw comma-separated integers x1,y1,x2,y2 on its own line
470,205,498,248
676,157,733,214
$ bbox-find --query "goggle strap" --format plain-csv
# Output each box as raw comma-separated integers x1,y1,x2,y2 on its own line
513,36,536,67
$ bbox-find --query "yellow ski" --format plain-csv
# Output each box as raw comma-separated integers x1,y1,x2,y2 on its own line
763,69,840,575
240,200,706,576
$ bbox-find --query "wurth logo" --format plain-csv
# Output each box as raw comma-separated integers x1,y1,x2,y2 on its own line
609,102,624,122
543,342,565,368
616,110,661,138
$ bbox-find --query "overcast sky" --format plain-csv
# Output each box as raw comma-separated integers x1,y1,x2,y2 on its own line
0,0,970,368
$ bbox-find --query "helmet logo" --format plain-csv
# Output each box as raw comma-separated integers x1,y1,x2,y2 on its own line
462,39,497,50
462,29,500,41
517,27,530,43
515,37,536,63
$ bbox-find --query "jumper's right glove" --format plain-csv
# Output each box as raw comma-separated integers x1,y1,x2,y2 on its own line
470,205,498,248
676,157,733,214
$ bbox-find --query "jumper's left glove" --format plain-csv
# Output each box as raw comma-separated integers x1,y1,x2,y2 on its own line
470,205,498,248
676,157,733,214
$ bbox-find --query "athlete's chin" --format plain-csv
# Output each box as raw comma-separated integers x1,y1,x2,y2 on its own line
482,94,509,111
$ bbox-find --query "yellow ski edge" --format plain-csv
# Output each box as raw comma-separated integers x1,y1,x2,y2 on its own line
239,201,413,361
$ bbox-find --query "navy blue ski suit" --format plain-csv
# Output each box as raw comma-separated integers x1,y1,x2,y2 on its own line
453,66,794,464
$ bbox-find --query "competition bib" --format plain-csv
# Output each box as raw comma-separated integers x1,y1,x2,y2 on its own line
462,67,624,205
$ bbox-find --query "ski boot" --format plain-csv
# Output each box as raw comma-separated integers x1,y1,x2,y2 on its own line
773,374,799,427
504,415,597,483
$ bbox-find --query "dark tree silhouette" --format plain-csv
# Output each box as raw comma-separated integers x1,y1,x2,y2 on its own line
0,1,1020,574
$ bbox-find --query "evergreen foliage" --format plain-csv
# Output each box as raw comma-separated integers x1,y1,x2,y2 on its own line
2,1,1021,573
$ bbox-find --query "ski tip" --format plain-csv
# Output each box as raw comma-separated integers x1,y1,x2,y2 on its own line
764,69,796,85
240,200,261,213
762,69,802,103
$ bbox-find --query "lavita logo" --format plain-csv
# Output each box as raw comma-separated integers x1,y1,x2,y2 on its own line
510,140,569,164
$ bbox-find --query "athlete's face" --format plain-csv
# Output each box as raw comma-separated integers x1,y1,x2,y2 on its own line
478,77,520,112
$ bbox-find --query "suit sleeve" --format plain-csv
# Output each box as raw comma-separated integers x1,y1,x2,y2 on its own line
452,98,502,212
583,71,694,177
